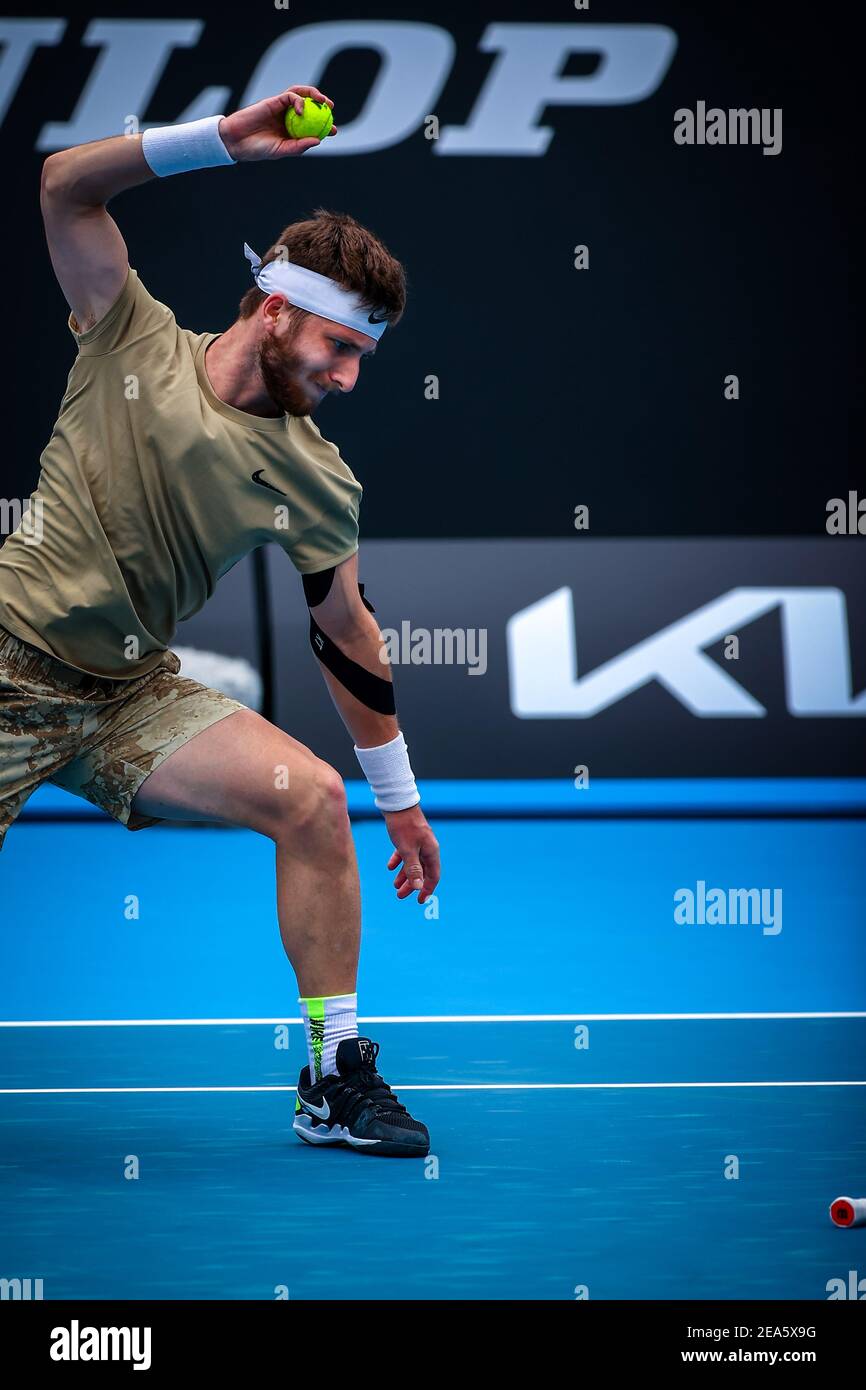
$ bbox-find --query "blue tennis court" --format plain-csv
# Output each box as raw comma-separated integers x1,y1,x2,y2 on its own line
0,0,862,1319
1,781,864,1300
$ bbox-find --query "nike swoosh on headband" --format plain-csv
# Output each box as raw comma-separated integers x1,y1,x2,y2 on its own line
243,243,389,341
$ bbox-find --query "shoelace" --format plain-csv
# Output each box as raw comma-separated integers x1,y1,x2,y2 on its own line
331,1049,409,1128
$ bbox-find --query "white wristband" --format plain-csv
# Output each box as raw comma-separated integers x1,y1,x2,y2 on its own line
354,731,420,813
141,114,236,177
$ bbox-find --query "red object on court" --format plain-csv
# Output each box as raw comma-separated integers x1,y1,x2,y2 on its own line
829,1196,866,1228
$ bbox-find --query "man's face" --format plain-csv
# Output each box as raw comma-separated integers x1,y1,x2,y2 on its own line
258,298,378,418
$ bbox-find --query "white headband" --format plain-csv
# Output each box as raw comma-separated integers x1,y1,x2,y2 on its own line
243,243,388,341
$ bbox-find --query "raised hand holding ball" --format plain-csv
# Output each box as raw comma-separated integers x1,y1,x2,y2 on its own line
218,86,336,161
285,97,334,141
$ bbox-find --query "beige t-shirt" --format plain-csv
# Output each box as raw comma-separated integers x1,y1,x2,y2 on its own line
0,267,362,679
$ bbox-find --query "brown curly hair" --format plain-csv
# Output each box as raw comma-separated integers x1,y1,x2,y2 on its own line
237,207,407,329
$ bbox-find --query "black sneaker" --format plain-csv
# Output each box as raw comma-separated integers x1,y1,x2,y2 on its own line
294,1037,430,1158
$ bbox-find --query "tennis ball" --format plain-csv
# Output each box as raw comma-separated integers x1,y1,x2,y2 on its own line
284,97,333,141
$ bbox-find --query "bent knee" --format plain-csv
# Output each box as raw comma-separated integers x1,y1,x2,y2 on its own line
270,759,349,844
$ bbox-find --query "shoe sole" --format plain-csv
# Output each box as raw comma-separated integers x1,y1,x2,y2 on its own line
293,1114,429,1158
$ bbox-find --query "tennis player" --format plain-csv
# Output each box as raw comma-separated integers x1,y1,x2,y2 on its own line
0,85,439,1158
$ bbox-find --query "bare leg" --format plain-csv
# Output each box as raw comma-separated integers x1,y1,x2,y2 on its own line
131,709,359,996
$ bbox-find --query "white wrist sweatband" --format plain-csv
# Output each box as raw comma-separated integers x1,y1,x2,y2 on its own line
141,115,236,177
354,731,420,813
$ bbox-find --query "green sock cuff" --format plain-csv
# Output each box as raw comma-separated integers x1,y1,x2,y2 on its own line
298,993,358,1010
298,995,358,1082
299,997,325,1020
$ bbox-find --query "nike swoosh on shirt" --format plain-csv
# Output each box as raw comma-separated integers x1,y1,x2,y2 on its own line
251,469,287,496
299,1096,330,1120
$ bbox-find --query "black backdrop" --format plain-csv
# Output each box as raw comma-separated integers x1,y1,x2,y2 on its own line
1,0,861,540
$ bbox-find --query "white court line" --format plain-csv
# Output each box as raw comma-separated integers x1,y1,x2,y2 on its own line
1,1080,864,1095
1,1012,864,1028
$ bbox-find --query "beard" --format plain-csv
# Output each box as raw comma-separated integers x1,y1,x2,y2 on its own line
258,328,324,418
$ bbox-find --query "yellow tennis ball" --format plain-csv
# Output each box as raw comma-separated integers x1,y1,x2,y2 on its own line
284,97,333,140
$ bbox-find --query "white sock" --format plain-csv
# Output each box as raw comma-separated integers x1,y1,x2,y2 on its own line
298,993,359,1082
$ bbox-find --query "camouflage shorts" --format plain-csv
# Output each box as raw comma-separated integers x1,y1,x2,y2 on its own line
0,624,247,851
